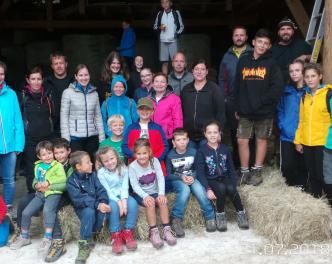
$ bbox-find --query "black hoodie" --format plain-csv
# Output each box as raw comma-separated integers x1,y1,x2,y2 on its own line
233,50,283,120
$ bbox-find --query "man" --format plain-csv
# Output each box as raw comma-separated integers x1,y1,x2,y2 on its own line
168,52,193,96
153,0,184,75
44,53,72,137
118,18,136,70
218,26,253,167
271,17,312,83
234,29,283,186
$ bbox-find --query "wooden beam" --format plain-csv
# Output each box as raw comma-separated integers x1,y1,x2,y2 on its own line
284,0,309,36
323,0,332,83
78,0,86,15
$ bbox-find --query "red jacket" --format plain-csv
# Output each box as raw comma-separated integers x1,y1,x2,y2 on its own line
0,196,7,224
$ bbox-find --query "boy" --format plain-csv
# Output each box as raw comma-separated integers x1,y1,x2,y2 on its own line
233,28,283,186
99,114,127,163
166,128,216,237
153,0,184,75
67,151,109,264
10,141,67,258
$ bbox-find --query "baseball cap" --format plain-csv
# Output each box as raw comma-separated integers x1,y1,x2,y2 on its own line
277,17,297,30
137,97,154,109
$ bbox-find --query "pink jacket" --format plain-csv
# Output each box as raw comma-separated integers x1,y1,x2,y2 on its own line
150,88,183,139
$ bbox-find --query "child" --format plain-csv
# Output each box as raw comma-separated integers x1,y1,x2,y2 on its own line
129,55,144,97
294,63,332,202
96,146,138,254
277,60,307,188
196,121,249,231
10,141,67,258
166,128,216,237
67,151,110,264
99,114,127,163
0,195,9,247
129,139,176,248
134,67,154,102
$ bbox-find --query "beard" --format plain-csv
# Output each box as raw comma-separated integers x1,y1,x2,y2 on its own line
279,33,293,43
234,41,246,48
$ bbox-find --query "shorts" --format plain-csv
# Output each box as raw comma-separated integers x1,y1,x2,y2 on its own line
237,118,273,139
159,41,178,62
132,192,159,206
323,149,332,184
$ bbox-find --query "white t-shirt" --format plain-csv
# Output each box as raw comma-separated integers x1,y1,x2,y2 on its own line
139,123,149,139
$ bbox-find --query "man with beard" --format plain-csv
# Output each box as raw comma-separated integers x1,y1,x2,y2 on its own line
271,17,312,83
218,26,253,168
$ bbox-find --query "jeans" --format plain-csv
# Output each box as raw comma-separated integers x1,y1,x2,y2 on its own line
52,193,71,239
109,196,138,233
70,136,99,163
75,207,107,240
16,193,35,228
0,152,17,205
21,192,61,230
171,179,215,220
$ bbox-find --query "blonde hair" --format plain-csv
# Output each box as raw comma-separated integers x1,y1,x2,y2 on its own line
96,146,124,174
107,114,125,130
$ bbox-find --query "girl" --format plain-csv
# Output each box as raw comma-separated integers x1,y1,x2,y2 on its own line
196,120,249,231
294,63,332,203
101,75,138,137
150,73,183,142
134,67,154,102
96,146,138,254
128,55,144,97
277,59,307,188
61,64,105,162
129,139,176,248
181,59,225,149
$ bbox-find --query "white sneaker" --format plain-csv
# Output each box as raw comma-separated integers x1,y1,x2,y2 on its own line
10,236,31,250
38,238,52,258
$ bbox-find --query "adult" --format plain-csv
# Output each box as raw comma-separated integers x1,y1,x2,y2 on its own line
20,66,56,193
234,29,283,186
218,26,253,167
271,17,312,83
0,61,24,215
168,52,194,96
133,67,154,102
128,55,144,98
118,18,136,71
43,52,72,137
181,60,225,149
61,64,105,161
99,51,129,103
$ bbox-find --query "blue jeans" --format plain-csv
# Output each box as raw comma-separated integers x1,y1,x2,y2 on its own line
109,196,138,232
171,179,215,220
0,152,17,205
0,217,9,247
75,207,107,240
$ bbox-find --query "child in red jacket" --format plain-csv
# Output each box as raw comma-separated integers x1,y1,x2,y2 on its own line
0,195,9,247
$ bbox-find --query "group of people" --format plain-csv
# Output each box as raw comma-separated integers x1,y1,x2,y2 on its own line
0,1,332,263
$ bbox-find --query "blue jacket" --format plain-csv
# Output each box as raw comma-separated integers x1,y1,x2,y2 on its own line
277,84,305,142
67,171,109,210
101,75,139,137
133,86,152,103
119,26,136,58
0,82,25,154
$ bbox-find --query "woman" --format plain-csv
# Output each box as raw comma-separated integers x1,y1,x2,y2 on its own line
181,59,225,149
134,67,154,102
0,61,24,212
61,64,105,161
20,66,55,193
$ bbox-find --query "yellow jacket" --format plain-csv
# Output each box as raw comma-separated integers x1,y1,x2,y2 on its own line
294,84,332,146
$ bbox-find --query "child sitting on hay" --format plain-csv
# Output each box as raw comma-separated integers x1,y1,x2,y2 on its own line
196,120,249,231
129,138,176,249
96,146,138,255
166,128,217,237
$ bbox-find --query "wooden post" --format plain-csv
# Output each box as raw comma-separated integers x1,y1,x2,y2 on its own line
323,0,332,84
285,0,309,37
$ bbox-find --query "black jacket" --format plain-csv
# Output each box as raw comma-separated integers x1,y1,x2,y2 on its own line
181,80,225,141
233,50,283,120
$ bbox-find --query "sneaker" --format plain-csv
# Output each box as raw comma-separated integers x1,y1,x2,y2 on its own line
111,232,123,255
45,239,66,263
237,210,249,230
8,225,20,245
75,240,91,264
162,226,177,246
122,229,137,251
171,218,185,238
38,238,52,258
248,168,263,186
149,227,164,249
238,171,251,186
10,235,31,250
216,212,227,232
205,218,217,232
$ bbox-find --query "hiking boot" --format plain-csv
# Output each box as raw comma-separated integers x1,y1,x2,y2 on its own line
248,168,263,186
237,210,249,230
149,227,164,249
216,212,227,232
122,229,137,251
111,232,123,255
162,226,177,246
38,237,52,258
75,240,91,264
171,218,185,238
45,239,66,263
9,235,31,250
238,171,251,186
205,218,217,232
